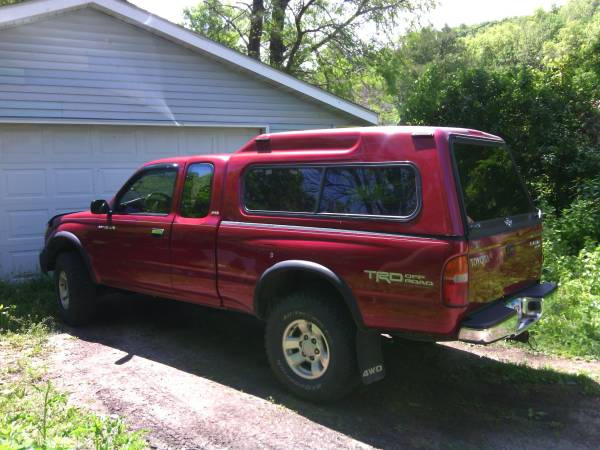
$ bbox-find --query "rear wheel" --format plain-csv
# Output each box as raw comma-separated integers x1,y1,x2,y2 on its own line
265,290,357,402
54,252,97,326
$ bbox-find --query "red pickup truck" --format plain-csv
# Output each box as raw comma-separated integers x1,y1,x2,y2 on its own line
40,126,556,401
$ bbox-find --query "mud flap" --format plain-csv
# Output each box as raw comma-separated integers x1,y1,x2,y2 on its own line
356,329,385,385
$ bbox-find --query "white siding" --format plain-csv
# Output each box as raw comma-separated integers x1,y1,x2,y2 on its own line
0,8,358,130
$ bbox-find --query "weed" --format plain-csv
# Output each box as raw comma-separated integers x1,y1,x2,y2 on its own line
0,373,147,449
535,245,600,359
0,277,147,449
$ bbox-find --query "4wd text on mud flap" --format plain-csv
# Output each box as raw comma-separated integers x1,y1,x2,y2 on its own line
362,365,384,378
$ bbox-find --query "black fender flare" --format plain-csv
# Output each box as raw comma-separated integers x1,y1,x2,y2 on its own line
253,260,365,329
41,231,97,284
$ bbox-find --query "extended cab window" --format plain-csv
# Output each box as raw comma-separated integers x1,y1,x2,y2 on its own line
115,167,177,215
452,140,534,223
243,164,419,219
180,163,213,218
244,167,322,213
319,166,417,217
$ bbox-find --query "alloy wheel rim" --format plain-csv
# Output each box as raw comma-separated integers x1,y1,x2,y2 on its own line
282,319,330,380
58,271,69,309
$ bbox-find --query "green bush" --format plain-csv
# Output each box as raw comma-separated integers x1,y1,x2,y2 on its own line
537,193,600,359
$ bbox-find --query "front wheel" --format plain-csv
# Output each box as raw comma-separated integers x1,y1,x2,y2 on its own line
265,290,357,402
54,252,97,326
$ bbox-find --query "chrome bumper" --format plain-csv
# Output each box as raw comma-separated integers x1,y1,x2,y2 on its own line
457,281,558,345
459,297,543,344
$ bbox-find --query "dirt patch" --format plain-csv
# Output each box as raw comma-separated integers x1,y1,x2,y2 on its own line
43,295,600,450
443,341,599,377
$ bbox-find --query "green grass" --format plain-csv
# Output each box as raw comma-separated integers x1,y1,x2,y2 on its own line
0,365,147,449
0,277,55,333
535,245,600,359
0,278,147,450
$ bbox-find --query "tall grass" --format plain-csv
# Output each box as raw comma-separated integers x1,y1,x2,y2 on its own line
0,373,147,449
0,277,148,450
533,198,600,359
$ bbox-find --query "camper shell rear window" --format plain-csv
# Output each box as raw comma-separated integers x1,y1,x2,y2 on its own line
451,137,538,236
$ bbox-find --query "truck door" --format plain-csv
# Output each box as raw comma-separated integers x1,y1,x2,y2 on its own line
169,160,224,306
90,164,179,292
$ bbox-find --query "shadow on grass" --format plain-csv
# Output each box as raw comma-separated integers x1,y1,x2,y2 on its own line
54,293,600,450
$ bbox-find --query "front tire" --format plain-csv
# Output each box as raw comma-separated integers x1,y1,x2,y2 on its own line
265,290,357,402
54,252,97,326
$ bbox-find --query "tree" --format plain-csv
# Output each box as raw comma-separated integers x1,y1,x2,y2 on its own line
0,0,27,5
183,0,432,75
399,64,600,210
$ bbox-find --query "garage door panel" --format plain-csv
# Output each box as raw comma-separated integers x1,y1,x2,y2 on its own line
181,130,215,155
7,209,49,239
4,169,47,198
1,127,44,162
55,168,95,196
0,124,259,278
139,128,181,157
96,128,137,159
50,126,93,160
8,249,41,278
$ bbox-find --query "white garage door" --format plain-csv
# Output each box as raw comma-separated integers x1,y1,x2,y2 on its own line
0,124,261,279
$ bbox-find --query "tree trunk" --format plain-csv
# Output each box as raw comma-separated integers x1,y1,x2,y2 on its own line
269,0,290,68
247,0,264,59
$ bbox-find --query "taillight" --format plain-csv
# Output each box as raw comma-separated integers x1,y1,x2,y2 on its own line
443,255,469,307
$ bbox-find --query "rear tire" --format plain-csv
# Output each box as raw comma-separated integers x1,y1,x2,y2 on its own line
54,252,97,326
265,289,357,402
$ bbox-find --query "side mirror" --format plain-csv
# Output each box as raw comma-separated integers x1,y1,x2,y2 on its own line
90,199,110,215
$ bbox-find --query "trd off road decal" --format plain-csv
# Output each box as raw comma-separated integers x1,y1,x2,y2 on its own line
364,270,434,287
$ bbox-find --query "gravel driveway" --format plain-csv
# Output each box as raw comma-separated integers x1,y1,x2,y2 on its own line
47,295,600,450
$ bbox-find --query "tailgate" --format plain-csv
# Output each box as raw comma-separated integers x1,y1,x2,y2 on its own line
468,224,542,303
450,136,543,304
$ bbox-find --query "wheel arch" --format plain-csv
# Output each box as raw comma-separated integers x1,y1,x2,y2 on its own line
41,231,97,284
253,260,365,329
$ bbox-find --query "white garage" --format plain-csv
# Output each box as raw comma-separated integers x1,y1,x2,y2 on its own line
0,0,377,278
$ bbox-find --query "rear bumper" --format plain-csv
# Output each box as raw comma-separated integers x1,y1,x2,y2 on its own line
458,281,557,344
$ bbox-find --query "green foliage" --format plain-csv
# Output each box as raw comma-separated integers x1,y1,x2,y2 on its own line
0,376,147,449
0,0,27,6
0,278,147,450
534,244,600,359
0,277,55,333
543,197,600,257
183,0,248,53
399,62,600,210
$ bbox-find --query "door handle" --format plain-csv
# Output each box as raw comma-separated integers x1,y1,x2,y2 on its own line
151,228,165,237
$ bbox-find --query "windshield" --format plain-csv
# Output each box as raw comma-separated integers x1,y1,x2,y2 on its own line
452,140,534,224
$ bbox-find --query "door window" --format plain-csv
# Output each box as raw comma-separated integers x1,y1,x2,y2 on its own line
180,163,214,218
115,167,178,215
